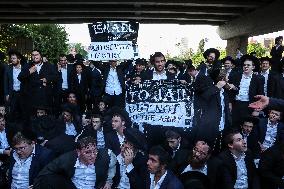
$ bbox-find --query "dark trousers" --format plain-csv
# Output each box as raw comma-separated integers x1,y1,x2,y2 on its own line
34,174,76,189
232,100,251,128
103,93,125,108
53,88,69,117
7,91,25,121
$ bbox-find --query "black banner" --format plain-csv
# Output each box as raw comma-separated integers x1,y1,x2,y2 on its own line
125,80,194,128
88,21,139,42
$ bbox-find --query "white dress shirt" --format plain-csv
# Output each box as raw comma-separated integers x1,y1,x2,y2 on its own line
233,153,248,189
182,164,208,175
219,88,225,131
71,158,96,189
260,70,269,96
0,129,9,154
152,70,167,80
262,120,278,149
65,122,77,136
117,154,134,189
96,129,105,149
35,63,43,74
61,67,68,89
13,65,21,91
105,67,122,95
236,74,252,102
11,145,35,189
150,171,168,189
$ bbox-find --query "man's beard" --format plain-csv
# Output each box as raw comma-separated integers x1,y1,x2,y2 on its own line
189,155,207,169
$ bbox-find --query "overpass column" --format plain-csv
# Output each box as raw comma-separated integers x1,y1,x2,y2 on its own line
226,35,248,57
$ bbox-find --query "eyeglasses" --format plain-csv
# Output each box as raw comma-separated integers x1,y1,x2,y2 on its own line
13,145,28,152
193,147,207,156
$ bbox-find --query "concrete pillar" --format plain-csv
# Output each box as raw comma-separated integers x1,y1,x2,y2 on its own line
226,36,248,57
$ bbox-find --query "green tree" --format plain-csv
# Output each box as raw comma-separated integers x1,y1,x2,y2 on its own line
0,24,69,63
69,43,88,59
247,42,269,57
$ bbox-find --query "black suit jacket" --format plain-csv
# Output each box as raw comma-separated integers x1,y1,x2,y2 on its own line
34,149,111,188
259,144,284,189
218,149,259,189
145,170,184,189
270,45,284,62
102,62,131,93
90,67,103,96
69,69,90,95
18,62,57,107
228,73,265,103
140,69,176,81
180,157,223,189
105,131,121,156
258,118,284,144
8,144,54,187
55,64,73,90
4,64,24,96
193,74,232,144
113,152,148,189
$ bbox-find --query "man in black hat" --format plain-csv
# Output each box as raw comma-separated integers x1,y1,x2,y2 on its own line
88,60,103,111
7,131,54,189
70,60,90,113
270,36,283,72
18,49,57,118
228,54,264,128
259,56,278,97
4,50,25,120
113,127,148,189
53,54,74,116
198,48,222,81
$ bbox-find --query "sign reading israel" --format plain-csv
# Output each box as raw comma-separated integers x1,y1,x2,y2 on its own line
125,80,194,128
88,21,139,61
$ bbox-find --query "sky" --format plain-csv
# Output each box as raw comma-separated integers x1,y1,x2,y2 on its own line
64,23,284,59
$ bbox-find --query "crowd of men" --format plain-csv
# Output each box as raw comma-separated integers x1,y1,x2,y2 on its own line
0,36,283,189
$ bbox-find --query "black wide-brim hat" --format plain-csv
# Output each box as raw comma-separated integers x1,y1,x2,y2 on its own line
240,54,259,66
180,171,210,189
259,56,271,63
123,127,148,152
222,56,236,65
203,48,220,60
135,58,147,66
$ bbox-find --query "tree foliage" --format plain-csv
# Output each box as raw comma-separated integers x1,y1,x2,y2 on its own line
69,43,88,59
0,24,69,63
247,42,269,57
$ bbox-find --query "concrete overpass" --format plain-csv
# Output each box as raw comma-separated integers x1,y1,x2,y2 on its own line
0,0,283,56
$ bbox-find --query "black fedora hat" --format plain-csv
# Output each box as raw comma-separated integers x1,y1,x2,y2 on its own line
222,56,236,65
240,54,259,66
259,56,271,64
123,127,148,152
135,58,147,66
203,48,220,60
